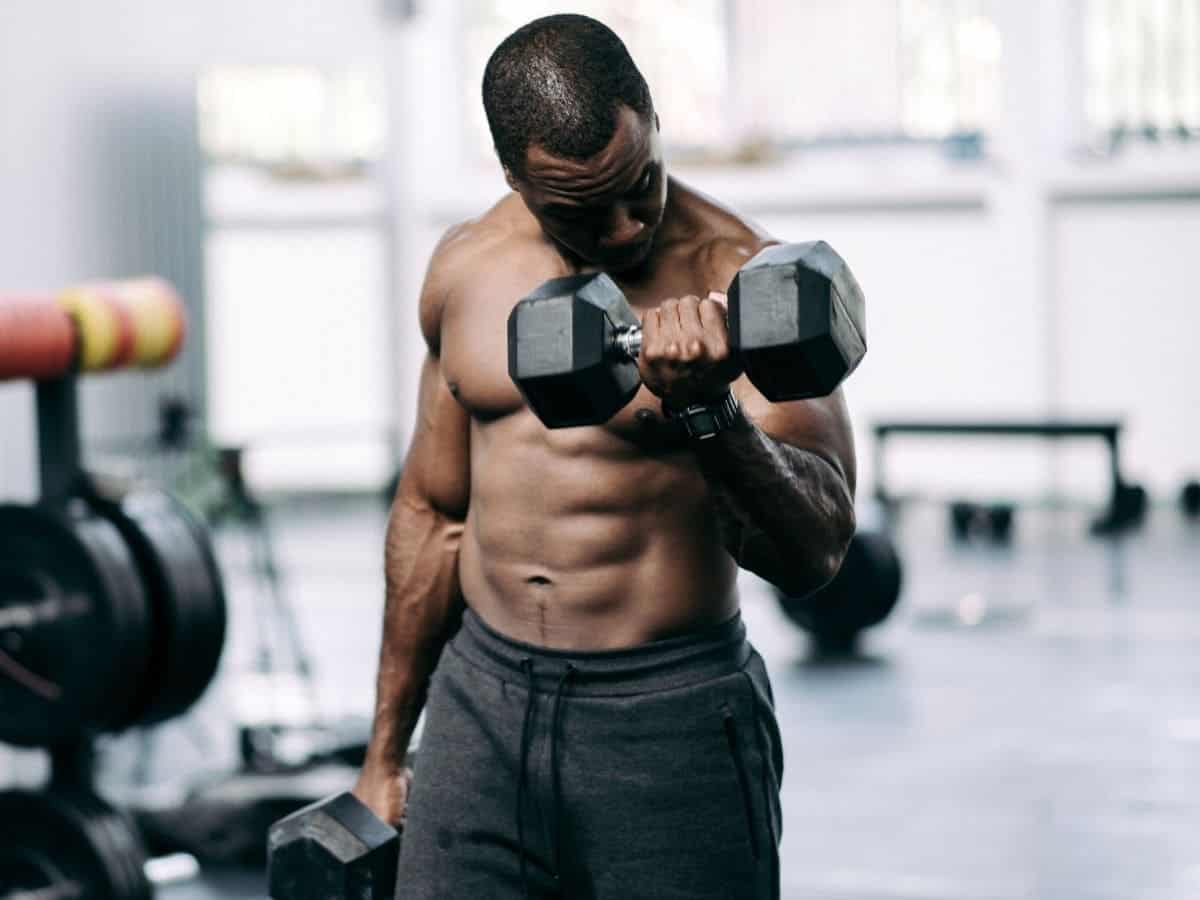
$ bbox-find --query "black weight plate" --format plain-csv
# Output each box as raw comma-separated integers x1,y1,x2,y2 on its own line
93,490,226,728
0,789,151,900
776,529,903,646
0,503,151,746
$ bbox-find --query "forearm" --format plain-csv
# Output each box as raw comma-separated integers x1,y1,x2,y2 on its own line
363,493,465,769
695,409,855,596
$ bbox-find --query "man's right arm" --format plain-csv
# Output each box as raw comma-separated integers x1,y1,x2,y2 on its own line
356,237,471,823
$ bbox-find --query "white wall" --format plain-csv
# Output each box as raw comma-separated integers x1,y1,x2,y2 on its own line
0,0,409,500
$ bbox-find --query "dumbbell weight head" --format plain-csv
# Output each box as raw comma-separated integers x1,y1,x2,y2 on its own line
268,791,400,900
727,241,866,401
507,272,641,428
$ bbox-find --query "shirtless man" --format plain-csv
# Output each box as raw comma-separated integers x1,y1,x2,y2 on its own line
353,14,856,899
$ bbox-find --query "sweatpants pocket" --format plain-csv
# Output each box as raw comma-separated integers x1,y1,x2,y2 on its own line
722,707,760,860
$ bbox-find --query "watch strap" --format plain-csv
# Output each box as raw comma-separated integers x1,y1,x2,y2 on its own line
663,390,741,440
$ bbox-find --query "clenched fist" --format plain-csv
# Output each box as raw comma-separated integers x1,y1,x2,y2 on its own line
638,291,743,408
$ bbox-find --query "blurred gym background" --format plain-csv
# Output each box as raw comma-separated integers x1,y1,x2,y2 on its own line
1,1,1199,898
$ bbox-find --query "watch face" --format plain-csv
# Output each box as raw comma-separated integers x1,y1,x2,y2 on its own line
691,411,718,434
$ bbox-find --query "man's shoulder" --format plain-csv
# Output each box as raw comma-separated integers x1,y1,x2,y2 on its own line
432,196,565,290
420,196,565,345
669,179,777,284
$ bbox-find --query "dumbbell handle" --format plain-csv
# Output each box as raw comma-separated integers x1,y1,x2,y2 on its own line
611,315,733,361
0,853,199,900
612,325,643,360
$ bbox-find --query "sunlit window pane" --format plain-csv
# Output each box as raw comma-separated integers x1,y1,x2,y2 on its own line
198,66,387,169
900,0,1002,138
1084,0,1200,145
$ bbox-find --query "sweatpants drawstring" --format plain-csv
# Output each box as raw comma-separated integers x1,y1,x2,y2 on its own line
549,663,576,878
515,658,577,898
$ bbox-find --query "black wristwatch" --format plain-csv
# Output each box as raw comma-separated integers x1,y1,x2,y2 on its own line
663,390,742,440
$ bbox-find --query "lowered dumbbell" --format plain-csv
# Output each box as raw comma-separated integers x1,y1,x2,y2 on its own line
268,791,401,900
0,788,199,900
508,241,866,428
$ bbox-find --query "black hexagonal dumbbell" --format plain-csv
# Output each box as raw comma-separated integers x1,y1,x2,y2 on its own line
507,241,866,428
267,792,400,900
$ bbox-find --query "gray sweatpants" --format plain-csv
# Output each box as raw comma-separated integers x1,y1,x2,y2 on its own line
396,607,783,899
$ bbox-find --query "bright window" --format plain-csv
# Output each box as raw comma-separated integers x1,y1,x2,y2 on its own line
1083,0,1200,147
462,0,1002,161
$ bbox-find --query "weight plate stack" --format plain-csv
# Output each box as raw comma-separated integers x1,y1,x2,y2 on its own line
93,489,227,728
0,788,152,900
0,503,151,746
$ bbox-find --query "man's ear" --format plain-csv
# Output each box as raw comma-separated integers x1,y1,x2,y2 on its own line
503,166,518,191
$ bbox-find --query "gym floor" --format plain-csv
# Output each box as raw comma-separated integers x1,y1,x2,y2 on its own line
144,496,1200,900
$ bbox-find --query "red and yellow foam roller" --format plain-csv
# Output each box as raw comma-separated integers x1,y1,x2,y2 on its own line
0,297,77,381
57,282,138,371
0,276,187,382
88,277,187,368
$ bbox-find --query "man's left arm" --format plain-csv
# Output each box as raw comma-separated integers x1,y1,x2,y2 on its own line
694,385,857,598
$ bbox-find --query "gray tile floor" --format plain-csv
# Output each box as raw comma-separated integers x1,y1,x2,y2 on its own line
15,497,1200,899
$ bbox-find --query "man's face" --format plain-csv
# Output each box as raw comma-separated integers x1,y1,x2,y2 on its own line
507,106,668,273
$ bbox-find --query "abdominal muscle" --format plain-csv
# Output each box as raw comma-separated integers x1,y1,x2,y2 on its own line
456,418,740,650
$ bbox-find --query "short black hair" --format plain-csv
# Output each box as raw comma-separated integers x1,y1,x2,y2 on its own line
482,14,653,178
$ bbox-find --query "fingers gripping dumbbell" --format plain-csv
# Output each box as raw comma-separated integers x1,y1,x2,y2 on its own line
507,241,866,428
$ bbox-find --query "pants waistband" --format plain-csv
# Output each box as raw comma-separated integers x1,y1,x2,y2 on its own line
451,606,751,696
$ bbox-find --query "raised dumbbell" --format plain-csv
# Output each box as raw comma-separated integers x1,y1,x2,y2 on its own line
507,241,866,428
0,788,199,900
268,791,401,900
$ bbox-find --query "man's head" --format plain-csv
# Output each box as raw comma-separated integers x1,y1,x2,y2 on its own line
482,14,668,271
